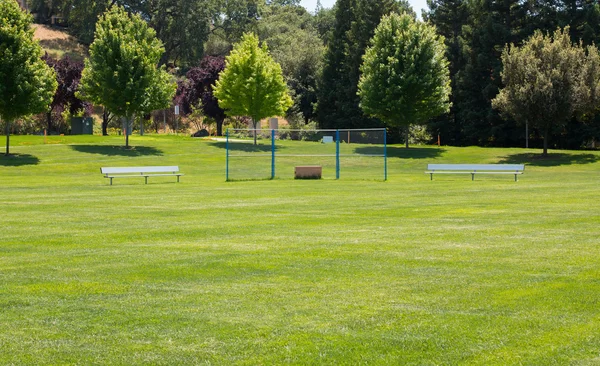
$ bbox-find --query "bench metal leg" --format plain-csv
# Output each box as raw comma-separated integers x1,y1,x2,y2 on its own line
430,173,433,180
145,176,148,184
110,177,113,185
471,173,475,181
515,174,518,182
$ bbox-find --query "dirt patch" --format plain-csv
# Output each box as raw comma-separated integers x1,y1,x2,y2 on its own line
33,24,71,40
32,24,87,61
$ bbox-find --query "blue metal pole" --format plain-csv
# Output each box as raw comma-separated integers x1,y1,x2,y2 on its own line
336,130,340,180
271,129,275,179
226,129,229,181
384,128,387,181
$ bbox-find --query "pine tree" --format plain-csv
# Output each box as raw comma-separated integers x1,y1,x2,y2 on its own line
315,0,357,129
455,0,526,146
424,0,468,145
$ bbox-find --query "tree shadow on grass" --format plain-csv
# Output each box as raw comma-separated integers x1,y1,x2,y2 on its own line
70,145,163,157
209,141,286,153
0,154,40,166
354,146,446,159
498,153,600,166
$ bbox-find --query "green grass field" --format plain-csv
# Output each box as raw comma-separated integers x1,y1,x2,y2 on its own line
1,134,600,364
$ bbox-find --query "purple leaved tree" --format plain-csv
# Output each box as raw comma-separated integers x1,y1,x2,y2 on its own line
178,55,227,136
43,54,92,133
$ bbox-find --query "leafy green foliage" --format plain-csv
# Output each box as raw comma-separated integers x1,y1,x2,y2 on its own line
140,0,213,68
42,54,91,133
206,0,262,56
36,0,212,68
213,33,292,141
177,56,227,135
258,4,324,123
492,27,600,155
312,2,336,45
0,0,57,154
316,0,413,131
358,13,451,146
78,6,176,146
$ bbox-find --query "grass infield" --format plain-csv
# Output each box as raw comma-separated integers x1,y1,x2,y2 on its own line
1,134,600,364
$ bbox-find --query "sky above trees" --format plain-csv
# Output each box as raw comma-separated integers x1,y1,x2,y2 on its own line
300,0,429,17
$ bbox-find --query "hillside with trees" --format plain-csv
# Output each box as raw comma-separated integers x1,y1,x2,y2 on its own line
3,0,600,150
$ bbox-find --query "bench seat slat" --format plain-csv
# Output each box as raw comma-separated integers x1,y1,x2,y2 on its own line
101,166,179,174
427,164,524,171
424,171,523,174
426,163,524,181
101,166,182,185
143,173,184,177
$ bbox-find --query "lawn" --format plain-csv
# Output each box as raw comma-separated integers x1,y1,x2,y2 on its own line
1,134,600,364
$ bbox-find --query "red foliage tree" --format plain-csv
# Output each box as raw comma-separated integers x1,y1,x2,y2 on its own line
42,54,92,133
177,55,227,136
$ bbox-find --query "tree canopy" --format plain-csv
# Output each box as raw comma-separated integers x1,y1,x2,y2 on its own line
358,12,451,147
42,54,91,133
177,55,227,136
78,5,176,147
258,4,324,124
213,32,292,144
316,0,414,131
0,0,57,155
492,27,600,155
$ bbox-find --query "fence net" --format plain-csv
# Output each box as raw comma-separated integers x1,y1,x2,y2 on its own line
225,128,387,181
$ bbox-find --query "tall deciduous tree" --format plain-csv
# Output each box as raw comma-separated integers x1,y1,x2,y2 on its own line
0,0,57,155
258,4,324,123
492,27,600,156
78,6,176,147
316,0,413,131
358,12,451,147
213,32,293,144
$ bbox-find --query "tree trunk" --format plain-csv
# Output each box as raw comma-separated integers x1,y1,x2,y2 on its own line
525,120,529,149
252,119,258,145
124,117,130,148
46,111,53,133
216,117,224,136
542,128,549,156
405,125,410,148
102,108,109,136
5,120,10,156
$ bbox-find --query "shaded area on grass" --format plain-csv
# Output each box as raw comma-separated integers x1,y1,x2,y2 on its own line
209,141,286,153
0,154,40,166
499,153,600,166
355,146,446,159
38,39,86,62
70,145,163,157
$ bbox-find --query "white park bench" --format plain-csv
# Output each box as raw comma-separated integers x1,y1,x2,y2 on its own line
426,164,524,181
100,166,183,185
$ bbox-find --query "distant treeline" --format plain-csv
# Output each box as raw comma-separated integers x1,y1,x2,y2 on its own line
27,0,600,147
